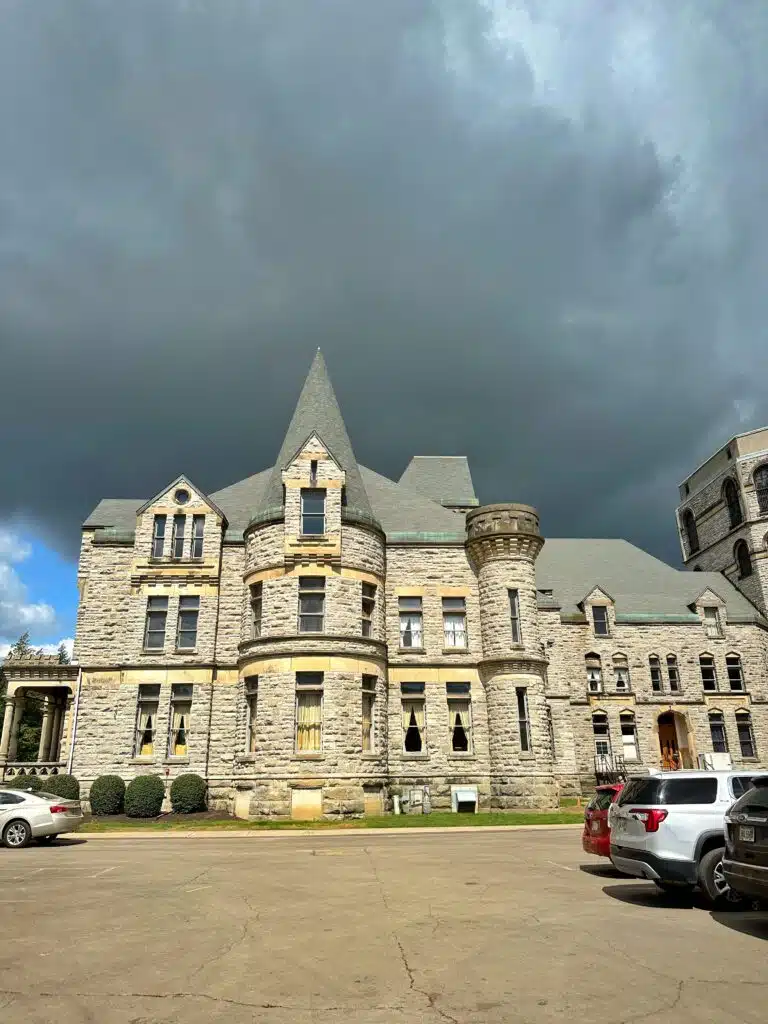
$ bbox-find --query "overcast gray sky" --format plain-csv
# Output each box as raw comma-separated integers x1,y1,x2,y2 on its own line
2,0,767,568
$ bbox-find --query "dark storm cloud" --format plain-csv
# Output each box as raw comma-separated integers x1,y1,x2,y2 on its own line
2,0,767,565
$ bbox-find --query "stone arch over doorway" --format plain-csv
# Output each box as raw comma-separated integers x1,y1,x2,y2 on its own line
655,709,696,770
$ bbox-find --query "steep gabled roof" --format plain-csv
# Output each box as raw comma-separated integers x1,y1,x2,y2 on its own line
136,474,226,521
399,456,478,508
255,350,375,521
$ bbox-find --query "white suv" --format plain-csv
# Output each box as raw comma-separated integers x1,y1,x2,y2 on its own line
609,769,768,907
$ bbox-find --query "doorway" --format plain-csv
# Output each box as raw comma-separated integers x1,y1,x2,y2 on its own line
657,711,694,769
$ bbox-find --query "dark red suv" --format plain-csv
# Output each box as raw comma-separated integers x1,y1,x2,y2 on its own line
582,783,624,859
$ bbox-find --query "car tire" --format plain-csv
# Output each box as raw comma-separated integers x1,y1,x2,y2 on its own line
698,848,748,910
653,880,694,894
2,819,32,849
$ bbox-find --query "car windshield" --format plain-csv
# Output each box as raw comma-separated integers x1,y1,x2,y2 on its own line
618,777,717,806
36,792,67,801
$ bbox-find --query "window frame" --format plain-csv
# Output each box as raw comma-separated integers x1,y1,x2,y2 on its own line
516,687,532,753
171,514,186,560
666,655,681,693
151,514,167,559
724,478,743,529
298,576,325,634
682,509,699,555
586,654,603,694
592,712,612,764
176,595,200,651
361,582,376,638
649,655,662,693
620,712,639,762
191,514,205,559
736,710,757,758
734,540,752,580
133,683,161,757
167,683,193,757
592,605,610,637
400,682,426,754
245,678,258,753
754,464,768,514
703,606,722,639
442,597,467,649
300,488,326,536
726,653,745,692
708,710,728,754
143,596,169,651
250,582,263,638
446,682,472,755
612,655,630,693
699,654,718,692
398,596,423,649
295,672,324,754
508,589,522,643
362,675,377,753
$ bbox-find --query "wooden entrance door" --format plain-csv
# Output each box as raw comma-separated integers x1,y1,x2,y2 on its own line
658,712,681,770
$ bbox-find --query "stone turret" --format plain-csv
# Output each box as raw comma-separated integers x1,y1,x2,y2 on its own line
466,503,555,809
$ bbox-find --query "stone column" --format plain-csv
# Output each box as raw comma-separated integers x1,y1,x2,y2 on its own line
37,695,55,762
7,696,27,762
0,697,16,766
49,701,64,763
466,504,555,810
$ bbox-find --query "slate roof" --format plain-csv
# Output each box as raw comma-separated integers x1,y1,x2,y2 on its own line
399,456,478,507
256,349,375,521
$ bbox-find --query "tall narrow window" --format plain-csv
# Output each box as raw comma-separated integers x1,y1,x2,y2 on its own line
703,606,722,639
144,596,168,650
735,540,752,579
134,684,160,757
620,712,639,761
709,711,728,754
700,654,717,692
613,655,630,692
586,654,603,693
152,515,167,558
443,597,467,648
592,712,611,765
667,655,681,693
245,678,258,753
726,654,745,692
516,687,531,752
300,488,326,535
295,673,323,752
176,595,200,650
447,682,472,753
361,583,376,637
649,655,662,693
401,682,426,753
171,514,186,559
250,582,263,638
683,509,699,555
755,465,768,514
191,515,205,558
508,589,521,643
298,576,325,633
362,675,376,753
736,710,757,758
592,606,609,637
724,478,743,529
168,684,193,757
399,597,423,648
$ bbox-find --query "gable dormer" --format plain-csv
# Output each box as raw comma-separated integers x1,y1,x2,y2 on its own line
580,586,615,638
691,587,727,639
133,475,225,580
282,433,346,546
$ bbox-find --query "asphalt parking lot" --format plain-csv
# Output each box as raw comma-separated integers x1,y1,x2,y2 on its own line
0,828,766,1023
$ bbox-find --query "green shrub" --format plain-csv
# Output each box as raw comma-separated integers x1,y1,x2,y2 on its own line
88,775,126,815
170,773,207,814
44,774,80,801
3,775,43,793
124,775,165,818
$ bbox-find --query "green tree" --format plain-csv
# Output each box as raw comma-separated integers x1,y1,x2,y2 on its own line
57,642,70,665
7,631,33,658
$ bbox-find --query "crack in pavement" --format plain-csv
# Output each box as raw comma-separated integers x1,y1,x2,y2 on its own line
190,893,260,979
620,979,684,1024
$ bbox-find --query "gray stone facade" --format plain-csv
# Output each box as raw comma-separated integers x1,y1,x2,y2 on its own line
12,354,768,816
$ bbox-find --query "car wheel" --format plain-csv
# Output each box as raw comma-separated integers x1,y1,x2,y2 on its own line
2,819,32,849
698,848,748,910
654,880,694,894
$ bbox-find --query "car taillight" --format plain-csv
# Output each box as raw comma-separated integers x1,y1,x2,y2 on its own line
630,808,668,832
49,805,69,814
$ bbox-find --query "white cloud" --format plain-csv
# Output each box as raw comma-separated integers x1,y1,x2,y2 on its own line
0,528,33,563
0,526,57,642
0,636,73,662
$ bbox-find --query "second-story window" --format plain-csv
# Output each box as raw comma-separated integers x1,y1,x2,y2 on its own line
700,654,717,692
300,488,326,535
592,605,609,637
613,655,630,692
508,589,521,643
171,514,186,559
667,655,681,692
191,515,205,558
649,655,662,693
735,540,752,580
361,583,376,637
399,597,423,648
152,515,166,558
168,683,193,756
726,654,745,691
362,675,376,752
144,596,168,650
298,576,325,633
755,465,768,514
724,478,743,528
250,583,263,638
176,596,200,650
442,597,467,648
586,653,603,693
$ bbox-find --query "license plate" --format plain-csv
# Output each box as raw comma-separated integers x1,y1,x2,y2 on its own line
739,825,755,843
591,820,600,833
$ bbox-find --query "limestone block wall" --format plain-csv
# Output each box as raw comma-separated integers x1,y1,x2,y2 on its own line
476,559,540,659
73,536,134,664
215,545,246,663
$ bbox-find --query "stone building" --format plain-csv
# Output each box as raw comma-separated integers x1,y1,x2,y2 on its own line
2,351,768,814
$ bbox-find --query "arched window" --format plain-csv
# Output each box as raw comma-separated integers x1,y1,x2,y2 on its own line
708,710,728,754
612,654,630,692
726,653,745,692
699,654,717,691
666,655,681,693
649,655,662,693
723,478,743,528
735,540,752,579
592,711,611,766
735,710,757,758
682,509,699,555
585,653,603,694
619,710,639,762
755,465,768,514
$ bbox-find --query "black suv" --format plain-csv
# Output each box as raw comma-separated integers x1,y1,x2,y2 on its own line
723,777,768,904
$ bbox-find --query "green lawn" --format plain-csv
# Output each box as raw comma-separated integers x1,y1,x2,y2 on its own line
81,810,584,832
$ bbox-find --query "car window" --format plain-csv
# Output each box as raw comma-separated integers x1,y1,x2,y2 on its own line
618,779,662,805
36,792,62,801
619,777,717,805
730,785,768,814
731,776,756,799
0,793,26,805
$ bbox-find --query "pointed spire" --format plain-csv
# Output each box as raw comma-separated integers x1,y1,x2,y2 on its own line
259,350,375,519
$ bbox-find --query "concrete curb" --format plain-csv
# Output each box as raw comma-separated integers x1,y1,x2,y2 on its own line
74,823,585,839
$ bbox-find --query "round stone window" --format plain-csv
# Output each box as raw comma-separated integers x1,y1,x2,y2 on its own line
174,488,190,506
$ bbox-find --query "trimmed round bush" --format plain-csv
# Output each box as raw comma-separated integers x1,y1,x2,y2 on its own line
170,773,207,814
44,774,80,801
124,775,165,818
88,775,125,815
3,774,43,793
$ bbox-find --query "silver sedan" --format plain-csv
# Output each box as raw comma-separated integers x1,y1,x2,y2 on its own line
0,789,83,848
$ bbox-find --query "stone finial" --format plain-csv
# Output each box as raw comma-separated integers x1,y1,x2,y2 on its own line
465,503,544,567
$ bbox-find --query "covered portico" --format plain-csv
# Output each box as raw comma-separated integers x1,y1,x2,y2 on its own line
0,654,79,782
